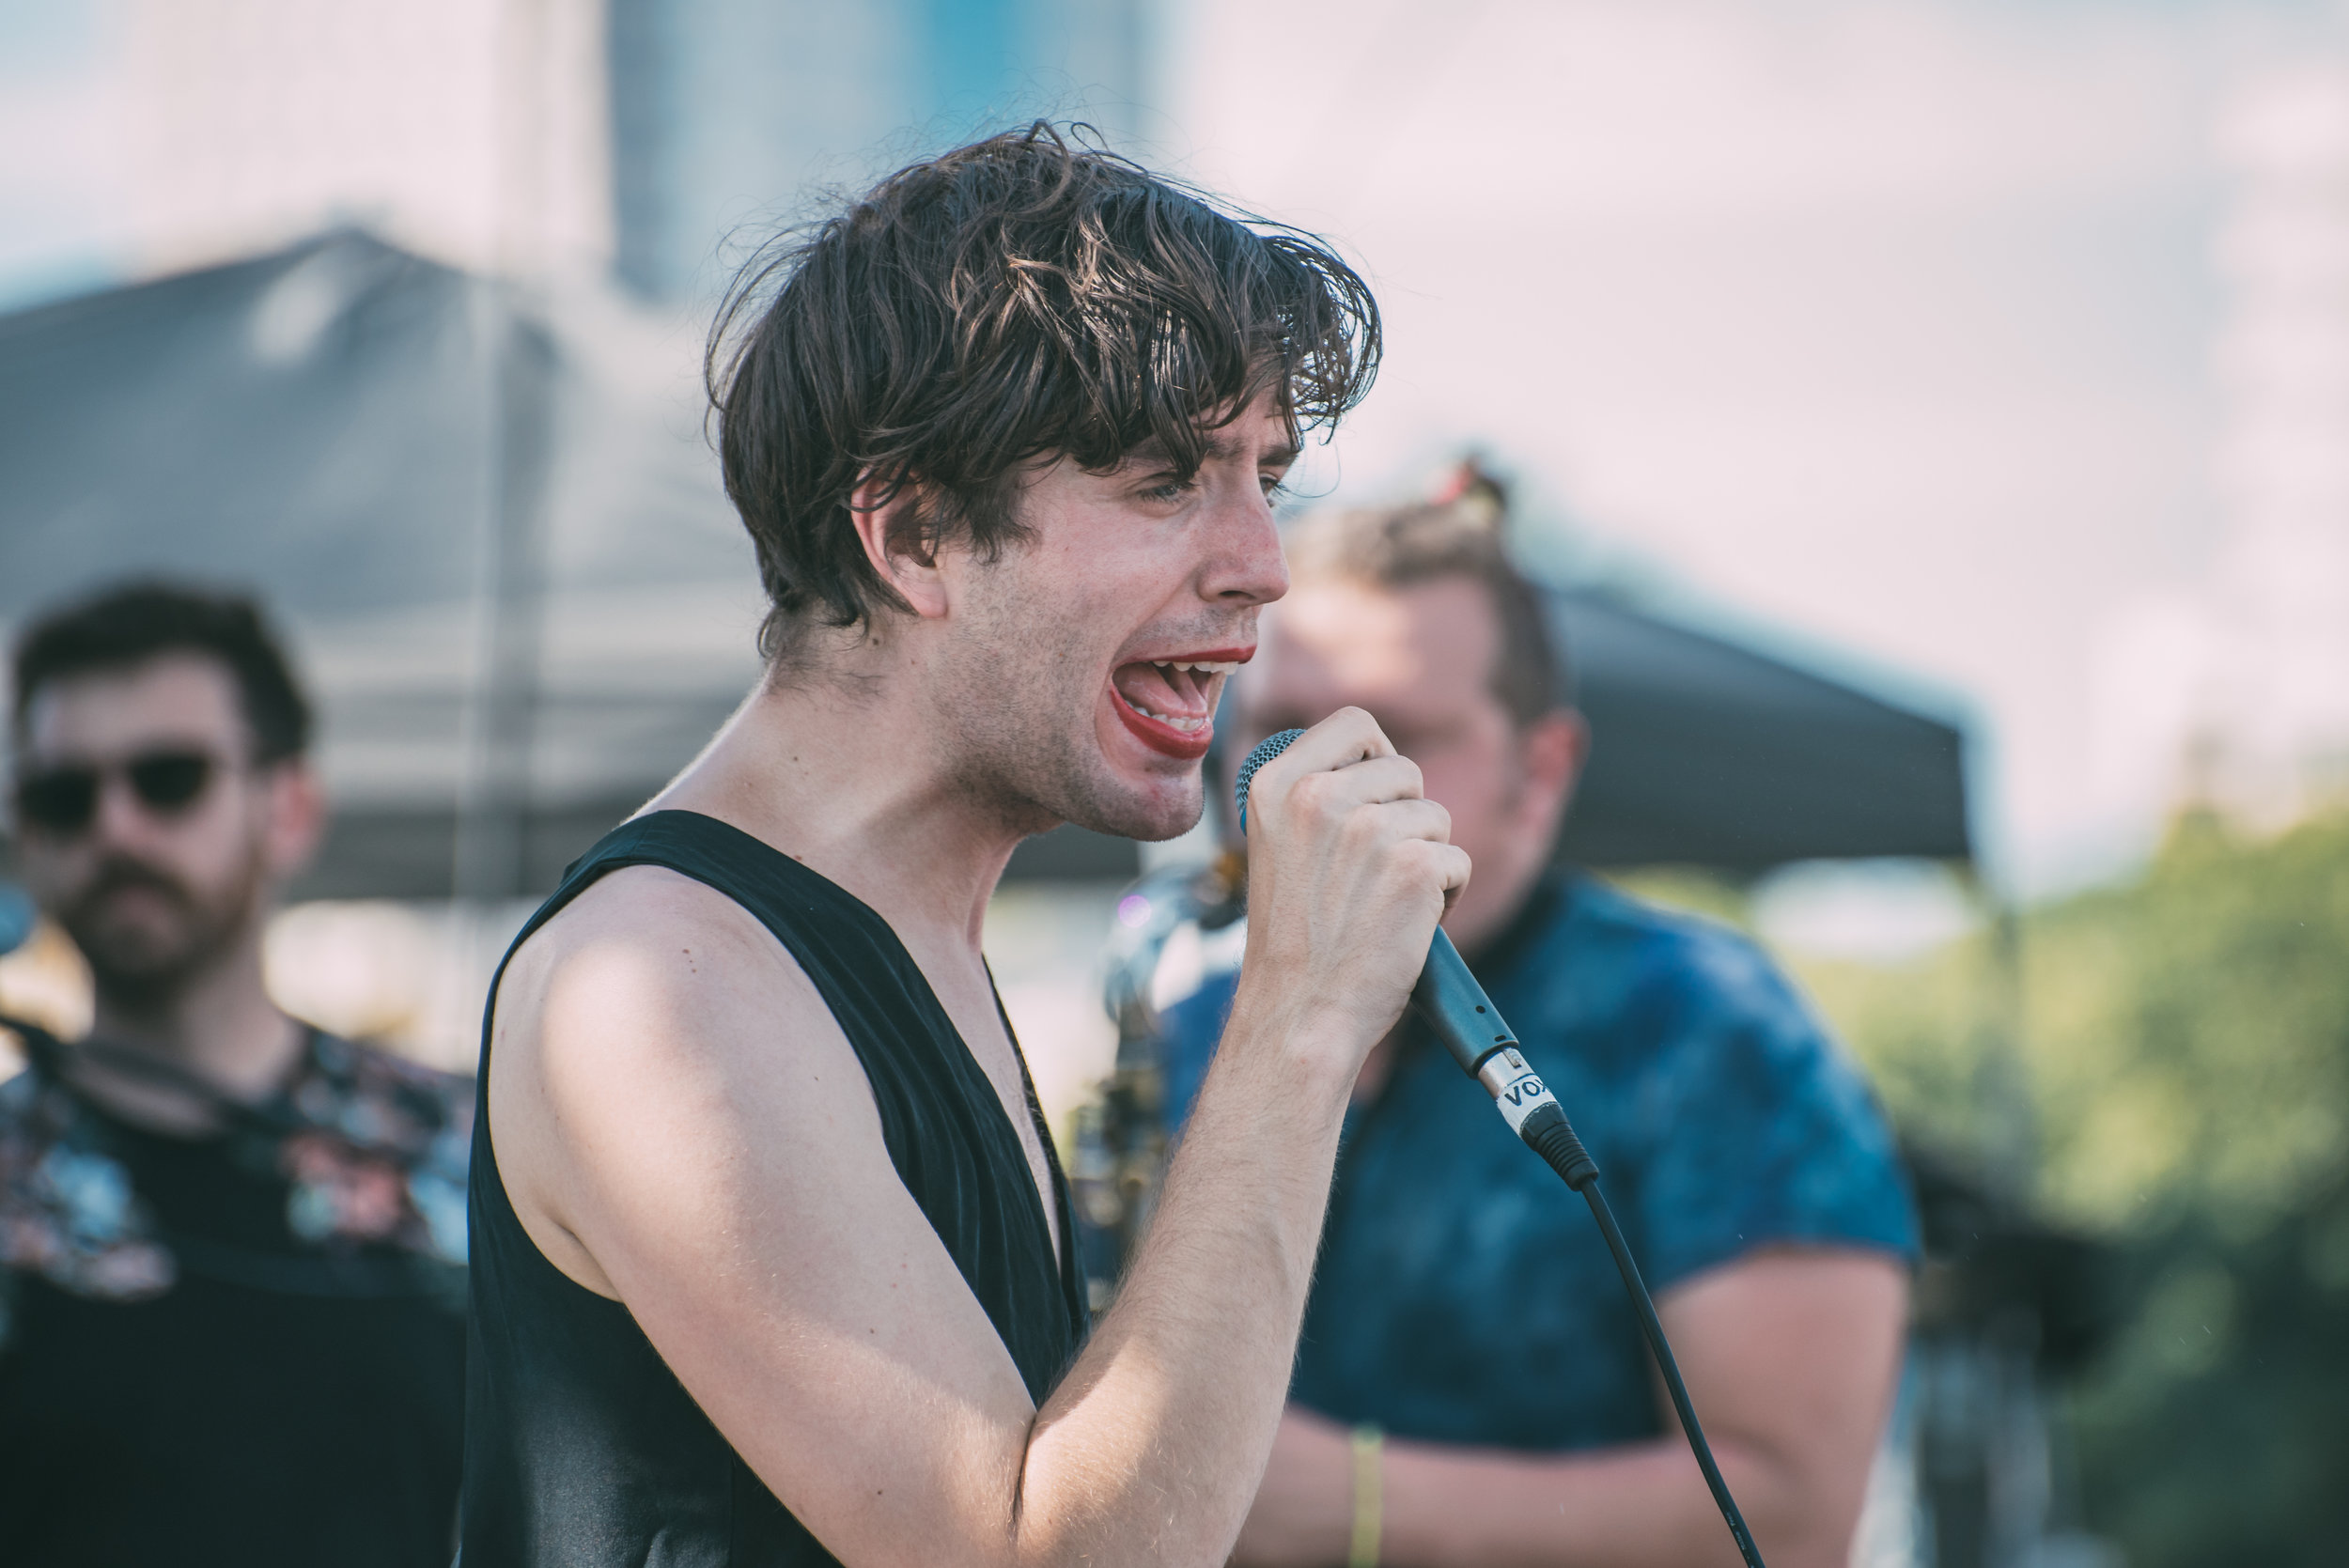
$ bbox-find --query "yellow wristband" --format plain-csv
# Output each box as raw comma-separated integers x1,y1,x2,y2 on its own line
1348,1423,1383,1568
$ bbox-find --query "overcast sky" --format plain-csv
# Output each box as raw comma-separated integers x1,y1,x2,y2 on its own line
1158,0,2349,893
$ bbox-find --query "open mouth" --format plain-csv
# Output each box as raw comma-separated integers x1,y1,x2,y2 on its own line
1110,653,1246,760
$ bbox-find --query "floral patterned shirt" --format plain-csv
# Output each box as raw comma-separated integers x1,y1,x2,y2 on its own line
0,1027,473,1567
0,1028,470,1328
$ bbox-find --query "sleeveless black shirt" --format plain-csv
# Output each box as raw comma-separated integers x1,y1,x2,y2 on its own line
460,812,1087,1564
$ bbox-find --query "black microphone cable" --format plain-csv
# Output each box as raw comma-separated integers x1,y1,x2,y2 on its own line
1237,729,1768,1568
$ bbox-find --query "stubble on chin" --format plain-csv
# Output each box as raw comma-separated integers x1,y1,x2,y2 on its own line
58,853,262,1017
1060,756,1206,844
935,600,1207,846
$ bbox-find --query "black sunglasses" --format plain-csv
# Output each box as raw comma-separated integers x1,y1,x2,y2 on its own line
12,751,220,835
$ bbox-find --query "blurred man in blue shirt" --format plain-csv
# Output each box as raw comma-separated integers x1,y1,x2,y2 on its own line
1148,485,1917,1568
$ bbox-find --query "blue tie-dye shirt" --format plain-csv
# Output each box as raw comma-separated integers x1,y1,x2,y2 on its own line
1153,872,1917,1451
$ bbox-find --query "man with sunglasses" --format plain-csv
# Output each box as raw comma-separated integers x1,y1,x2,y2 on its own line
0,582,471,1568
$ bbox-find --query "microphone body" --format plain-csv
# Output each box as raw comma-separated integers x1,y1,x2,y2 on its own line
1410,930,1598,1187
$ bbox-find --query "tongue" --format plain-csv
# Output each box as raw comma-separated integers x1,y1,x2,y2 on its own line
1113,661,1207,719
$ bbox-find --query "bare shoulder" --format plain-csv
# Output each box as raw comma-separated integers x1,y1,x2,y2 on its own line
487,863,881,1296
477,863,1046,1542
497,859,785,984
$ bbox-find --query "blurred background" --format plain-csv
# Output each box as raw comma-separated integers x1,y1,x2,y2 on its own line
2,1,2345,1563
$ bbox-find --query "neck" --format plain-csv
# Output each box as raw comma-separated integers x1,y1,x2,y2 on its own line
653,644,1039,955
86,912,306,1120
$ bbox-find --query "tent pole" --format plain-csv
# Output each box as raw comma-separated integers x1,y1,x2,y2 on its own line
451,0,554,918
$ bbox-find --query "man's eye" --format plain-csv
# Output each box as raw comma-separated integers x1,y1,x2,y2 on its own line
1261,474,1291,501
1140,476,1193,503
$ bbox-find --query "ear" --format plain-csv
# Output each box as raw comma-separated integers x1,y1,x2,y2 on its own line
1517,708,1589,838
848,473,950,621
261,760,326,880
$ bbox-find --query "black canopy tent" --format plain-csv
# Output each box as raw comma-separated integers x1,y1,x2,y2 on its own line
0,233,1970,894
1553,589,1969,869
0,231,768,899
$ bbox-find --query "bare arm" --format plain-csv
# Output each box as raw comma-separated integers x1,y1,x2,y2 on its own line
1233,1250,1908,1568
488,710,1468,1568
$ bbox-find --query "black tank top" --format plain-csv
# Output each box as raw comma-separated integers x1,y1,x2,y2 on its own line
459,811,1087,1564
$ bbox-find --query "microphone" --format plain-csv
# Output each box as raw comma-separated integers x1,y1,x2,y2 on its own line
1232,726,1769,1568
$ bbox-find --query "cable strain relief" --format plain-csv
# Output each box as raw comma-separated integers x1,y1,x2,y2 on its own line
1518,1100,1600,1190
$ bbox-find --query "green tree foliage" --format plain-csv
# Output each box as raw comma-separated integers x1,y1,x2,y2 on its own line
1797,811,2349,1566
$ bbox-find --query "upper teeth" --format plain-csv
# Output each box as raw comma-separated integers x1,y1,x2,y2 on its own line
1155,660,1238,675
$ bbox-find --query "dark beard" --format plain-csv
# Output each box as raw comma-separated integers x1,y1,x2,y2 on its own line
54,852,260,1017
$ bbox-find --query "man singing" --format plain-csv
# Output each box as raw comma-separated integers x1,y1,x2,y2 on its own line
460,125,1467,1566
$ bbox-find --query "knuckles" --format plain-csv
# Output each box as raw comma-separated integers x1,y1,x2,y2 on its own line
1283,769,1335,825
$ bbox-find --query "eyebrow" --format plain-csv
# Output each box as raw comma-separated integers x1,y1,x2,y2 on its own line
1123,431,1303,470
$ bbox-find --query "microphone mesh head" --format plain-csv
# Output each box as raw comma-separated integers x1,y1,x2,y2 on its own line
1234,728,1307,831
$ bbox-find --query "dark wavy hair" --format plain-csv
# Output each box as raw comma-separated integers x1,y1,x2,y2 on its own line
708,122,1382,661
11,582,312,762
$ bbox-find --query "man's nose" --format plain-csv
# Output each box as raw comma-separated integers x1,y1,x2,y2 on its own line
1200,477,1290,608
89,773,165,846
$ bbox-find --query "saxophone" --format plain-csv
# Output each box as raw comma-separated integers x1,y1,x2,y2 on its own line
1068,848,1248,1315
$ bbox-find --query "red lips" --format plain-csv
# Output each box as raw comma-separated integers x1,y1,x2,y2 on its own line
1112,684,1216,759
1106,646,1252,762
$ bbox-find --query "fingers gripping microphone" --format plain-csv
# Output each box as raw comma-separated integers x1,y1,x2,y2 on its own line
1233,729,1769,1568
1236,729,1595,1181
